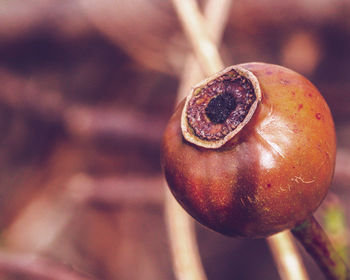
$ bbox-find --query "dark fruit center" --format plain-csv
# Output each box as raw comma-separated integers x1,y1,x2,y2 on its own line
205,92,236,123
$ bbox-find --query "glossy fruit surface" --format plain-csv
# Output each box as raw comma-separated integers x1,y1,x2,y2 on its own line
161,63,336,238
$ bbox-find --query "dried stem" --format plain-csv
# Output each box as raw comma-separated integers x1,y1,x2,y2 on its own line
170,1,309,280
165,1,231,280
267,231,310,280
171,0,224,76
292,216,350,280
175,0,232,102
165,189,208,280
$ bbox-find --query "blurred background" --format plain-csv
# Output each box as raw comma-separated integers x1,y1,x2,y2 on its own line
0,0,349,279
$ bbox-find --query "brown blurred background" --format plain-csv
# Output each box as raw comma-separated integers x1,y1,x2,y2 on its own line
0,0,349,279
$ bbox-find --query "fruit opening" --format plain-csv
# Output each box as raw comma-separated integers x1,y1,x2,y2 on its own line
181,66,261,149
186,70,256,141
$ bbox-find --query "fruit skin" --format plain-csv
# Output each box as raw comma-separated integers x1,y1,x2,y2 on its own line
161,62,336,238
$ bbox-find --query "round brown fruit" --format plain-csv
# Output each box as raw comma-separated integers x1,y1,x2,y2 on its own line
161,62,336,238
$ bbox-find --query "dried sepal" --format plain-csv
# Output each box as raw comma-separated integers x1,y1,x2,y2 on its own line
181,65,262,149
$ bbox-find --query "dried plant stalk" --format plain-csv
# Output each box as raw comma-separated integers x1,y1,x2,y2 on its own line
171,0,224,76
267,231,310,280
165,1,231,280
165,189,208,280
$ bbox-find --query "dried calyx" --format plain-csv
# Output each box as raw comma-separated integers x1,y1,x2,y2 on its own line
181,66,262,149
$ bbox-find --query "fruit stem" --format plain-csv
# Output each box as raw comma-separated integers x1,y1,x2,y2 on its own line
321,194,349,263
292,216,350,280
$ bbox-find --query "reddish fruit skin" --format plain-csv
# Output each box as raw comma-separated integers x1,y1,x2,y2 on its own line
161,63,336,238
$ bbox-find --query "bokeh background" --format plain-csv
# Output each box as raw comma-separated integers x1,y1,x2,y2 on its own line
0,0,349,279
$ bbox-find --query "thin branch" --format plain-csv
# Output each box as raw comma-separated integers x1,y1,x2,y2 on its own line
175,0,232,102
292,216,350,280
171,0,224,76
165,1,231,280
267,231,310,280
320,194,349,263
165,189,208,280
